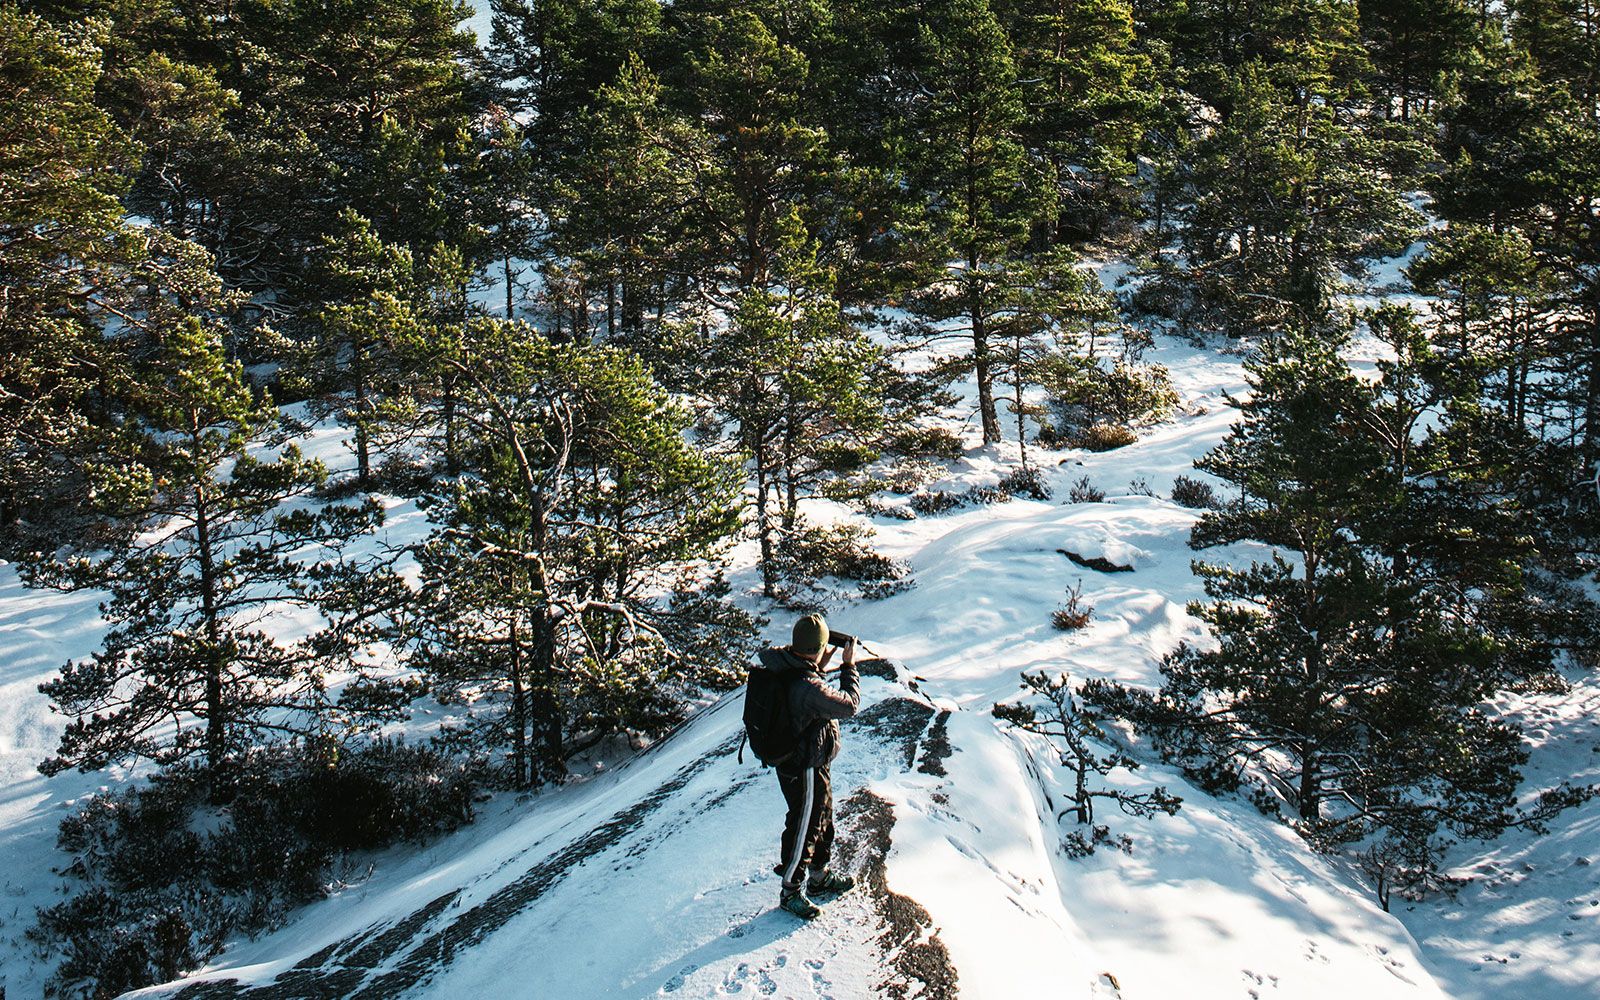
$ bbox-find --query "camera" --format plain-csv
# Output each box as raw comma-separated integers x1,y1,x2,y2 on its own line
827,630,858,647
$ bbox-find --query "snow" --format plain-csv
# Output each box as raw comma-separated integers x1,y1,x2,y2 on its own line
1,328,1597,998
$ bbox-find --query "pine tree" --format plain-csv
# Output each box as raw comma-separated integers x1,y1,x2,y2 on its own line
1088,328,1590,898
470,107,541,320
1168,57,1422,336
995,247,1117,467
905,0,1049,445
39,0,483,308
995,670,1181,854
0,8,138,542
1407,225,1562,427
299,212,421,488
397,318,752,786
1000,0,1155,244
1360,0,1482,121
679,7,834,299
487,0,663,158
1509,0,1600,110
30,235,402,793
1438,31,1600,468
691,210,884,597
24,0,242,246
548,53,700,341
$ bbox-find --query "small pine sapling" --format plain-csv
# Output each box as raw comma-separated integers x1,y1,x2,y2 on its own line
1354,829,1465,913
1051,580,1093,630
994,671,1180,856
1169,474,1216,509
1000,465,1053,500
1068,475,1106,503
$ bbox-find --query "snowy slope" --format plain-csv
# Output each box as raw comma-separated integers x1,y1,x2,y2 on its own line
2,335,1596,999
120,667,964,1000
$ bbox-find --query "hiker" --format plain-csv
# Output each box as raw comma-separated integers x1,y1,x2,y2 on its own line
746,614,861,919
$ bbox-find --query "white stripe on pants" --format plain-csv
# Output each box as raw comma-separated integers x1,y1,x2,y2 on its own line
782,766,815,888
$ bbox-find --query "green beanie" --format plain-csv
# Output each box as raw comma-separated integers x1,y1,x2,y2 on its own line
791,614,829,656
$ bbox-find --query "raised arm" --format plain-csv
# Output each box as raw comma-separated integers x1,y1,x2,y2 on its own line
794,644,860,720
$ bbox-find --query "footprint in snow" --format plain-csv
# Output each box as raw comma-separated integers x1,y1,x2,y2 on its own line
662,963,701,994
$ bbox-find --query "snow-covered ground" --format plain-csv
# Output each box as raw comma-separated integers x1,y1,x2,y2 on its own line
3,328,1596,999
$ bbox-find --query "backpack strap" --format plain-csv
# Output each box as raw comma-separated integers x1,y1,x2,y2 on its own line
737,731,747,765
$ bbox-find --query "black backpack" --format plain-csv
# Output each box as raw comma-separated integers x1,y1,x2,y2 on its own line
742,667,800,766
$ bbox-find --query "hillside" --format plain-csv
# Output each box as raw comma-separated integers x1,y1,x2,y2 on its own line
3,337,1592,999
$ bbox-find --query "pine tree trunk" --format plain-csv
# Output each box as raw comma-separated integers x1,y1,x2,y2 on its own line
527,488,565,781
533,616,563,781
622,276,644,335
353,338,371,487
974,315,1001,444
442,376,459,477
1074,758,1091,825
1586,313,1600,461
782,406,798,533
1298,639,1323,821
964,84,1000,445
1299,558,1323,821
1298,748,1320,821
970,261,1000,444
756,446,776,598
192,472,227,799
504,254,515,318
510,620,527,789
1014,352,1029,470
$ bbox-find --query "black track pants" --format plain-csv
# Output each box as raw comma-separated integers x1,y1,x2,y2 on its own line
777,764,834,889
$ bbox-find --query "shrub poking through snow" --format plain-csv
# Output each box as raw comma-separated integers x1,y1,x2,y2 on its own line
884,458,946,494
994,672,1181,857
887,425,965,460
911,476,1043,516
859,497,918,520
910,490,963,515
1170,474,1217,509
31,740,480,999
1034,420,1068,448
817,475,888,503
1074,423,1137,451
1127,477,1156,497
1036,352,1178,433
965,484,1011,505
1356,833,1469,913
776,521,912,601
1051,580,1094,630
1000,465,1052,500
1068,476,1106,503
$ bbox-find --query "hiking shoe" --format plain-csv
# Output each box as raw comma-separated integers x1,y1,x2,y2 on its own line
779,886,822,920
806,870,856,895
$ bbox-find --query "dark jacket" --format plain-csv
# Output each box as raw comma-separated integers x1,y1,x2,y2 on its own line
754,646,860,768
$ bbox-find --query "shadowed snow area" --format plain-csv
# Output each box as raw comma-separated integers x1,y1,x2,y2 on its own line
1,336,1595,998
127,670,958,1000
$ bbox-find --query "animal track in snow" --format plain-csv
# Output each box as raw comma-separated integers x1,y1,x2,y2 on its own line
803,956,836,998
717,961,749,994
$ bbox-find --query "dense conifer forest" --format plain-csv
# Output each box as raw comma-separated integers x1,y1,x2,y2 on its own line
3,1,1599,996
